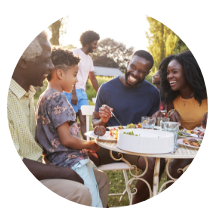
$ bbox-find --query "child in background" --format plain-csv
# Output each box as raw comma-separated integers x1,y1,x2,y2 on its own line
36,48,102,207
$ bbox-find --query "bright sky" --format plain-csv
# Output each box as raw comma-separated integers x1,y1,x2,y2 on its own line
50,14,150,51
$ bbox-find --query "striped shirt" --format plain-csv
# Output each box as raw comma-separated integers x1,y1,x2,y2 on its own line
7,79,43,162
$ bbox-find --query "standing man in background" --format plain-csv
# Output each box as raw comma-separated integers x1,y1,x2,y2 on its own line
64,30,99,139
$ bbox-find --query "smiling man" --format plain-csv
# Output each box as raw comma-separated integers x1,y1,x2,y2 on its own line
64,30,100,140
91,50,165,204
7,31,109,207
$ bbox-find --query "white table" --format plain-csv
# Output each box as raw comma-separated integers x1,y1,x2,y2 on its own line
95,139,198,204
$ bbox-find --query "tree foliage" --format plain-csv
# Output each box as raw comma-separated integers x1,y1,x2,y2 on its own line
146,16,189,72
48,16,69,45
91,38,134,72
93,56,119,68
174,37,189,54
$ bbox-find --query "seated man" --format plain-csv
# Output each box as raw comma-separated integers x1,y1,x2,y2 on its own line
91,50,165,204
7,30,109,207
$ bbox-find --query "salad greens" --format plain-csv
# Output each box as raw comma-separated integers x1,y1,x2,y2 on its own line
198,140,202,145
178,131,183,136
123,131,140,136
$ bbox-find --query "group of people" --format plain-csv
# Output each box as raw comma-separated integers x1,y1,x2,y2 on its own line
8,28,208,207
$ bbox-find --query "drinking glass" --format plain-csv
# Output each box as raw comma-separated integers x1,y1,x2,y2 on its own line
141,116,156,129
156,117,170,126
160,121,180,149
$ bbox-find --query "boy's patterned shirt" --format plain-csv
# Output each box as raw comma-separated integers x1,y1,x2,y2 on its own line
36,88,88,167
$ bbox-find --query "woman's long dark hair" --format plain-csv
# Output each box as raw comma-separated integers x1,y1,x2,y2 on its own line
160,50,207,105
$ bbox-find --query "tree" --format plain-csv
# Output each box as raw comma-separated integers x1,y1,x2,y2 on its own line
48,16,69,45
174,37,189,54
146,16,188,72
91,38,134,72
93,56,119,68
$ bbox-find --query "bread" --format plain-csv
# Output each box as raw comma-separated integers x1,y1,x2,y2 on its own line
183,138,200,147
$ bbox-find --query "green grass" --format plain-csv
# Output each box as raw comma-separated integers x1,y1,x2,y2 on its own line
104,170,167,207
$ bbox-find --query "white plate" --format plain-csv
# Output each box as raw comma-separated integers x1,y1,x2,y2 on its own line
84,131,116,141
177,138,202,149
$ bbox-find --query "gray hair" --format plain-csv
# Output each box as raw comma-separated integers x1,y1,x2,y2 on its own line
22,30,49,61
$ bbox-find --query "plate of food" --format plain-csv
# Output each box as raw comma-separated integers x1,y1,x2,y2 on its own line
85,126,117,141
179,126,205,138
177,138,203,149
85,131,116,141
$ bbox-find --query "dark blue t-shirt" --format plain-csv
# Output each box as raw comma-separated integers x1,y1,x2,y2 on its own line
95,77,160,127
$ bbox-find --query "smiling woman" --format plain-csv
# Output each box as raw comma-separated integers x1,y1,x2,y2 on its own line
152,50,208,187
159,50,208,130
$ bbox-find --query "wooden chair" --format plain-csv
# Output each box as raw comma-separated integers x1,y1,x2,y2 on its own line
81,105,134,203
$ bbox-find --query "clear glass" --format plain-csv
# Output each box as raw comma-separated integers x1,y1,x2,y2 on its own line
160,122,180,149
141,116,156,129
156,117,170,126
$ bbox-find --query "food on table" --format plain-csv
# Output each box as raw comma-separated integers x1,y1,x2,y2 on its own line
110,129,118,139
183,138,201,147
126,123,141,128
179,126,205,137
94,125,106,136
123,131,140,136
178,131,183,136
108,123,141,139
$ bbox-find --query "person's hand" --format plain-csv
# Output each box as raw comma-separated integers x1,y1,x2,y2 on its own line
152,110,164,119
99,104,113,123
87,140,100,152
201,112,208,128
71,94,78,105
169,109,180,123
84,149,98,158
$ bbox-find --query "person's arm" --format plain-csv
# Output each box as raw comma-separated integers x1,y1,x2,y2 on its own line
201,112,208,128
57,121,99,152
89,72,99,92
71,86,78,105
91,83,113,127
23,158,84,183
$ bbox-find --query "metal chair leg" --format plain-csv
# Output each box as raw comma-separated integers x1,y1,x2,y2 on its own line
120,170,132,203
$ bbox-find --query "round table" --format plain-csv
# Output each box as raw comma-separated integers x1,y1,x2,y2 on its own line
95,138,198,204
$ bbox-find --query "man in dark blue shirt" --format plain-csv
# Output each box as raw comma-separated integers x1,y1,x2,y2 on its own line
91,50,165,204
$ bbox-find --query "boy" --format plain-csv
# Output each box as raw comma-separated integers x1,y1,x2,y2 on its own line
36,48,102,207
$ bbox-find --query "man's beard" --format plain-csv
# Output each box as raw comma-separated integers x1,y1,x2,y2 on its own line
125,69,144,87
87,47,93,53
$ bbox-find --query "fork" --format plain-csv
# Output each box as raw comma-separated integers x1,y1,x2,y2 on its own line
110,111,123,126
